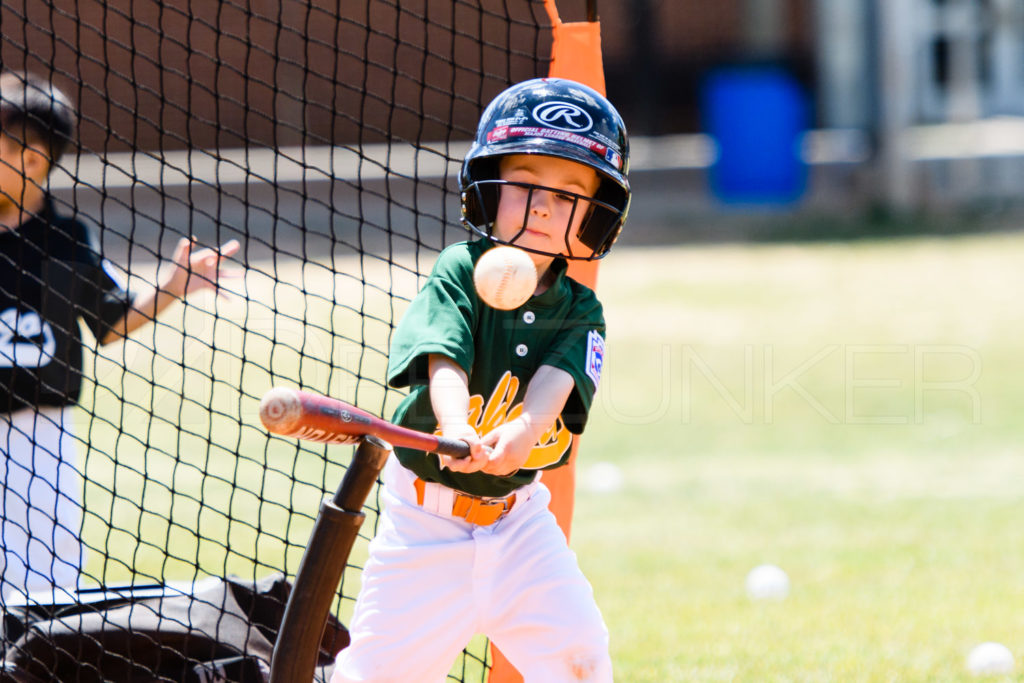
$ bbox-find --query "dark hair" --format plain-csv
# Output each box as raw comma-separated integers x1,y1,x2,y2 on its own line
0,71,76,166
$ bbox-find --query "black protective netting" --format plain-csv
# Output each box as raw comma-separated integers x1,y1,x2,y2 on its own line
1,1,550,680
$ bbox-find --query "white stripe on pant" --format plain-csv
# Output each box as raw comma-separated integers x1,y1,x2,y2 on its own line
1,405,83,601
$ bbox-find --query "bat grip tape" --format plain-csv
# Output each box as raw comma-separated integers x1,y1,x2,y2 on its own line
269,436,391,683
434,435,471,459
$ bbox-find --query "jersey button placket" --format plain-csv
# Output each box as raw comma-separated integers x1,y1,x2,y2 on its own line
515,312,532,359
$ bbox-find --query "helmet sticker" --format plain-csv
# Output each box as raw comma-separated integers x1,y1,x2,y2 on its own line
589,129,620,150
604,148,623,171
488,126,511,143
531,101,593,132
487,125,609,158
495,109,529,127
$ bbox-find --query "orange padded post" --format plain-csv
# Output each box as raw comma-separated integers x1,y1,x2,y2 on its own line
488,2,607,681
542,0,607,545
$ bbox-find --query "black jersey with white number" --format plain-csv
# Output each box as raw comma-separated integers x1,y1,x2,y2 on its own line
0,198,132,413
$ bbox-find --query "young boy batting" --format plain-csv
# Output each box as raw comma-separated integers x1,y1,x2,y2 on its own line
332,77,630,682
0,71,238,601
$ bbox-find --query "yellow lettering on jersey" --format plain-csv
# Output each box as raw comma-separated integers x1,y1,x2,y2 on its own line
477,371,521,435
445,371,573,470
522,417,573,469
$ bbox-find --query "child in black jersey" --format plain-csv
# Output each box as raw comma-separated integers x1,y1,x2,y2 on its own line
0,70,238,601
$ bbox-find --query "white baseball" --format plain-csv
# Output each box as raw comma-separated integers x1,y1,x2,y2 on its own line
582,462,624,494
745,564,790,600
473,246,538,310
967,642,1015,676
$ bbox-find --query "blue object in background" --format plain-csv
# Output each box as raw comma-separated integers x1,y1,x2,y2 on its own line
702,66,809,205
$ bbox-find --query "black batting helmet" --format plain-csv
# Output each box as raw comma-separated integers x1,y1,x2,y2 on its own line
0,71,76,165
460,78,630,260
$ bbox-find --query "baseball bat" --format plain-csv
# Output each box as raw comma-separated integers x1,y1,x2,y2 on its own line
259,387,471,458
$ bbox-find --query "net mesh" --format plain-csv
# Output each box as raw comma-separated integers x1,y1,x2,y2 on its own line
1,1,551,679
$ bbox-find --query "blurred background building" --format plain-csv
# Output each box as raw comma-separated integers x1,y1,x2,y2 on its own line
602,0,1024,131
598,0,1024,237
4,0,1024,237
598,0,1024,225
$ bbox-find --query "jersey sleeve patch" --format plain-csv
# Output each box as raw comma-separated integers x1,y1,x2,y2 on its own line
585,329,604,388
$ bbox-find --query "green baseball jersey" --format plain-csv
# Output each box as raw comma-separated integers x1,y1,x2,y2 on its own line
387,238,606,498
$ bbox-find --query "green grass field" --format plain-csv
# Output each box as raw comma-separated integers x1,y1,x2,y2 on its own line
574,232,1024,681
77,230,1024,681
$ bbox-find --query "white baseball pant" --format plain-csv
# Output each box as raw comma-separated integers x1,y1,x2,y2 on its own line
1,405,83,601
331,455,612,683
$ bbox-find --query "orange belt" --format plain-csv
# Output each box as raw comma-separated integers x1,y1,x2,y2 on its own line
413,478,517,526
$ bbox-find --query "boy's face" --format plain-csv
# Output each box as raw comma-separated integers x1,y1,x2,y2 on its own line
0,134,28,210
494,154,601,263
0,133,46,215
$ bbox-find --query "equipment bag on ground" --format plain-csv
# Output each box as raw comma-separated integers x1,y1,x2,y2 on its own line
0,573,347,682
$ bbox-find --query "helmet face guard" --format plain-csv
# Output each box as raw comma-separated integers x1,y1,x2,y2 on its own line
460,78,631,260
462,179,625,260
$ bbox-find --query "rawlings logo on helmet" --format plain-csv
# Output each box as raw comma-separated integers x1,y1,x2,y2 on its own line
531,101,593,133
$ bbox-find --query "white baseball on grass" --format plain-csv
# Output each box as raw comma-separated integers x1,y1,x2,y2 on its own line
473,246,538,310
745,564,790,600
582,462,624,494
967,642,1015,676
